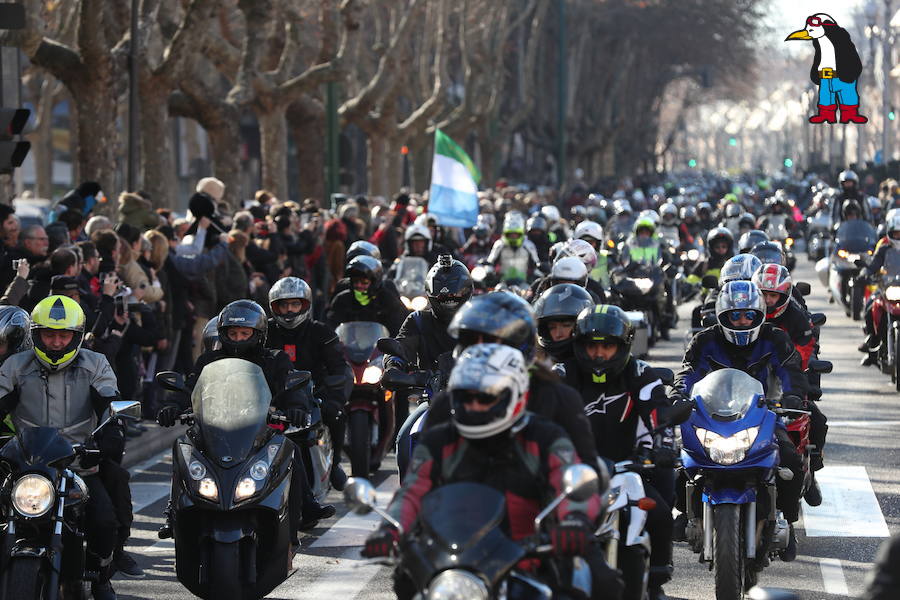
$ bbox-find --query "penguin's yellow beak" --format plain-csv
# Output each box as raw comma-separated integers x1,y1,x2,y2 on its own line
785,29,813,41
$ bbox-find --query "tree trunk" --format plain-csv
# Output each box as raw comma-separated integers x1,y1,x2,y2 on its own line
258,107,288,201
30,97,54,199
206,118,242,209
138,81,177,207
72,84,118,194
368,134,386,198
410,141,431,194
385,135,402,194
288,110,326,202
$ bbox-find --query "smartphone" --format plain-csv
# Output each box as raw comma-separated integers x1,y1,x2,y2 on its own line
11,259,23,270
115,295,127,316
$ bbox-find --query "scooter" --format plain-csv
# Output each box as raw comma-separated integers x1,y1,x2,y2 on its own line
871,271,900,390
344,464,602,599
0,400,141,600
157,360,307,600
336,322,396,477
824,220,876,320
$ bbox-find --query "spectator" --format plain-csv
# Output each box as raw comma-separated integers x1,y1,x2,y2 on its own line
324,218,347,295
0,205,19,249
57,208,86,243
85,215,113,238
250,189,275,220
115,223,163,304
117,192,159,231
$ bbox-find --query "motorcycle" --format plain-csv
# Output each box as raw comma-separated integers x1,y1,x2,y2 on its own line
610,262,669,345
824,220,876,320
287,376,344,504
393,256,431,312
677,242,707,304
871,262,900,389
156,359,308,600
764,221,796,272
344,464,602,600
680,369,792,599
0,400,141,600
336,321,396,477
805,212,832,262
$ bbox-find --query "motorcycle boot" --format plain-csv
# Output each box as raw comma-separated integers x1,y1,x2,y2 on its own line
89,552,118,600
805,474,823,507
157,500,173,539
648,565,673,600
780,525,798,562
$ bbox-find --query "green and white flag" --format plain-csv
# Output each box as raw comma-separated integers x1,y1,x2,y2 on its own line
428,129,480,227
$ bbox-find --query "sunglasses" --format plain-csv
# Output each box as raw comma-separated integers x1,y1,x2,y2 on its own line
806,16,835,27
728,310,757,321
460,392,499,406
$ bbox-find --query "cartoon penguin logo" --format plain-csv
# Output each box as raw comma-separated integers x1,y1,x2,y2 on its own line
786,13,867,124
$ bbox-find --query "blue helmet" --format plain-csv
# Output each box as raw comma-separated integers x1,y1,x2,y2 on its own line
719,254,763,285
715,280,766,346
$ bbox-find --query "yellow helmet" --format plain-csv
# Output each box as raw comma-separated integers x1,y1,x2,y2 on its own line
30,295,85,371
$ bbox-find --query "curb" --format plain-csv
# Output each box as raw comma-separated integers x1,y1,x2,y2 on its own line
122,423,186,469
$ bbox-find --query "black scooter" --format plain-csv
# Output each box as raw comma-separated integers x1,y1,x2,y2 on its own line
157,358,310,600
0,400,142,600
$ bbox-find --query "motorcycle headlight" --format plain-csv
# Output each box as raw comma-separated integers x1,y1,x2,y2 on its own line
234,477,257,502
785,237,794,247
427,570,489,600
886,286,900,302
362,365,383,384
687,248,700,261
198,477,218,500
411,296,429,311
12,474,55,517
471,266,488,282
837,249,849,259
695,426,759,465
605,485,622,509
400,296,413,310
634,278,654,293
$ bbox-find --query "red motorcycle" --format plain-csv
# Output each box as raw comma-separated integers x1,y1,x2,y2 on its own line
336,322,396,477
872,274,900,390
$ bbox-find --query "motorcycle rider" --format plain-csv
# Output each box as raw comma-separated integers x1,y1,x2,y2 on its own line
333,241,403,300
486,211,542,283
0,305,31,366
327,255,408,335
738,229,770,254
157,300,334,539
558,304,677,600
860,211,900,365
574,220,615,287
674,280,806,561
266,277,352,490
534,283,596,364
363,343,616,599
619,215,676,339
531,247,606,303
461,218,494,266
526,214,553,262
751,264,828,505
0,296,122,600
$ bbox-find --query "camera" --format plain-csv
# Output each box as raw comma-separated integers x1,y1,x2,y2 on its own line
11,259,24,270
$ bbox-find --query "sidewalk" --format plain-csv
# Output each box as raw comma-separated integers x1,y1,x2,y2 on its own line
122,423,186,469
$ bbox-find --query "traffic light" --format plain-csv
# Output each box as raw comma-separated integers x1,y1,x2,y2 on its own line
728,137,737,146
688,159,697,168
889,109,896,122
783,158,793,168
0,3,29,174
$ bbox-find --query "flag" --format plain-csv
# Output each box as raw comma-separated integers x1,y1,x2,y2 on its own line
427,129,480,228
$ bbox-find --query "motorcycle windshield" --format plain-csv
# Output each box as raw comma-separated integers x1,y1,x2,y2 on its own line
420,482,506,549
14,427,75,468
394,257,429,297
691,368,763,421
336,322,390,364
835,221,877,253
191,359,271,465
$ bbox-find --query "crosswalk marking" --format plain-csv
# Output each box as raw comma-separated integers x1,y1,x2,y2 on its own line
309,475,399,549
803,466,889,537
819,558,849,595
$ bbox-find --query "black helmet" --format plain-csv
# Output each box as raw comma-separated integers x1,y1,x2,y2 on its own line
526,214,548,234
448,292,537,362
202,316,221,352
472,223,490,241
345,255,384,292
346,240,381,262
839,169,859,185
706,226,735,255
217,300,268,358
534,284,595,362
841,199,862,219
426,255,473,323
574,305,634,380
738,213,755,230
0,305,31,363
738,229,769,253
749,241,785,266
725,204,742,219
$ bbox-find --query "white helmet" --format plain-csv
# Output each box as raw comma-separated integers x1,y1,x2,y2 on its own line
550,256,588,287
638,209,660,226
659,203,678,224
540,205,561,223
887,212,900,250
268,277,312,329
404,223,433,251
448,343,529,439
574,220,604,243
559,239,598,271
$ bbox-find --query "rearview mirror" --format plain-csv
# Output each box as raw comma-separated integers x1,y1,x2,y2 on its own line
376,337,405,358
653,367,675,386
110,400,142,421
807,359,833,374
343,477,377,515
380,367,429,391
810,312,826,327
562,464,600,503
661,401,694,427
284,370,311,392
701,275,719,289
795,281,811,296
156,371,187,393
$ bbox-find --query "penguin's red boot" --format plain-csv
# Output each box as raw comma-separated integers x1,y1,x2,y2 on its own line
809,104,837,123
839,104,868,124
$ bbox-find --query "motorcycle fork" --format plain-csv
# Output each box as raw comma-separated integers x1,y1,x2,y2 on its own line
47,476,68,596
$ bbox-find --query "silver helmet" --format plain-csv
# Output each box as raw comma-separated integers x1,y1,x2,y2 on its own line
268,276,313,329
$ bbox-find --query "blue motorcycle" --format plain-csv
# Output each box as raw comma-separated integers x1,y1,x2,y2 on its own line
679,369,791,600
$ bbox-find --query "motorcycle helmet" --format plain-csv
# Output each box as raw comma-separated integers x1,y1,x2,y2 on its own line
680,205,698,223
659,203,678,226
534,284,595,361
724,204,742,219
716,280,766,346
613,200,632,217
0,306,31,363
448,343,529,440
526,214,549,235
586,205,607,224
559,239,598,271
633,215,656,237
404,223,433,254
217,300,268,357
706,227,735,256
426,255,474,323
841,199,862,220
448,292,536,362
839,169,859,187
550,256,588,287
868,196,883,218
887,211,900,249
738,229,770,253
345,240,381,262
549,241,567,263
540,205,561,224
268,276,313,329
719,254,763,285
570,205,587,223
502,212,526,248
737,213,756,231
346,255,384,293
472,222,491,242
31,295,85,371
697,202,712,219
574,304,634,380
574,220,604,247
749,241,786,266
752,264,793,319
202,316,221,352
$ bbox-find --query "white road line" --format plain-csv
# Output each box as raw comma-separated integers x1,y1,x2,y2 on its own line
127,449,171,477
803,466,889,537
309,475,400,549
131,480,171,514
819,558,849,596
827,420,900,427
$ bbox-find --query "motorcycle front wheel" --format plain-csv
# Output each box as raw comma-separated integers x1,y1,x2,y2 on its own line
851,281,864,321
712,504,744,600
6,557,48,600
349,411,372,478
893,325,900,392
209,541,244,600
